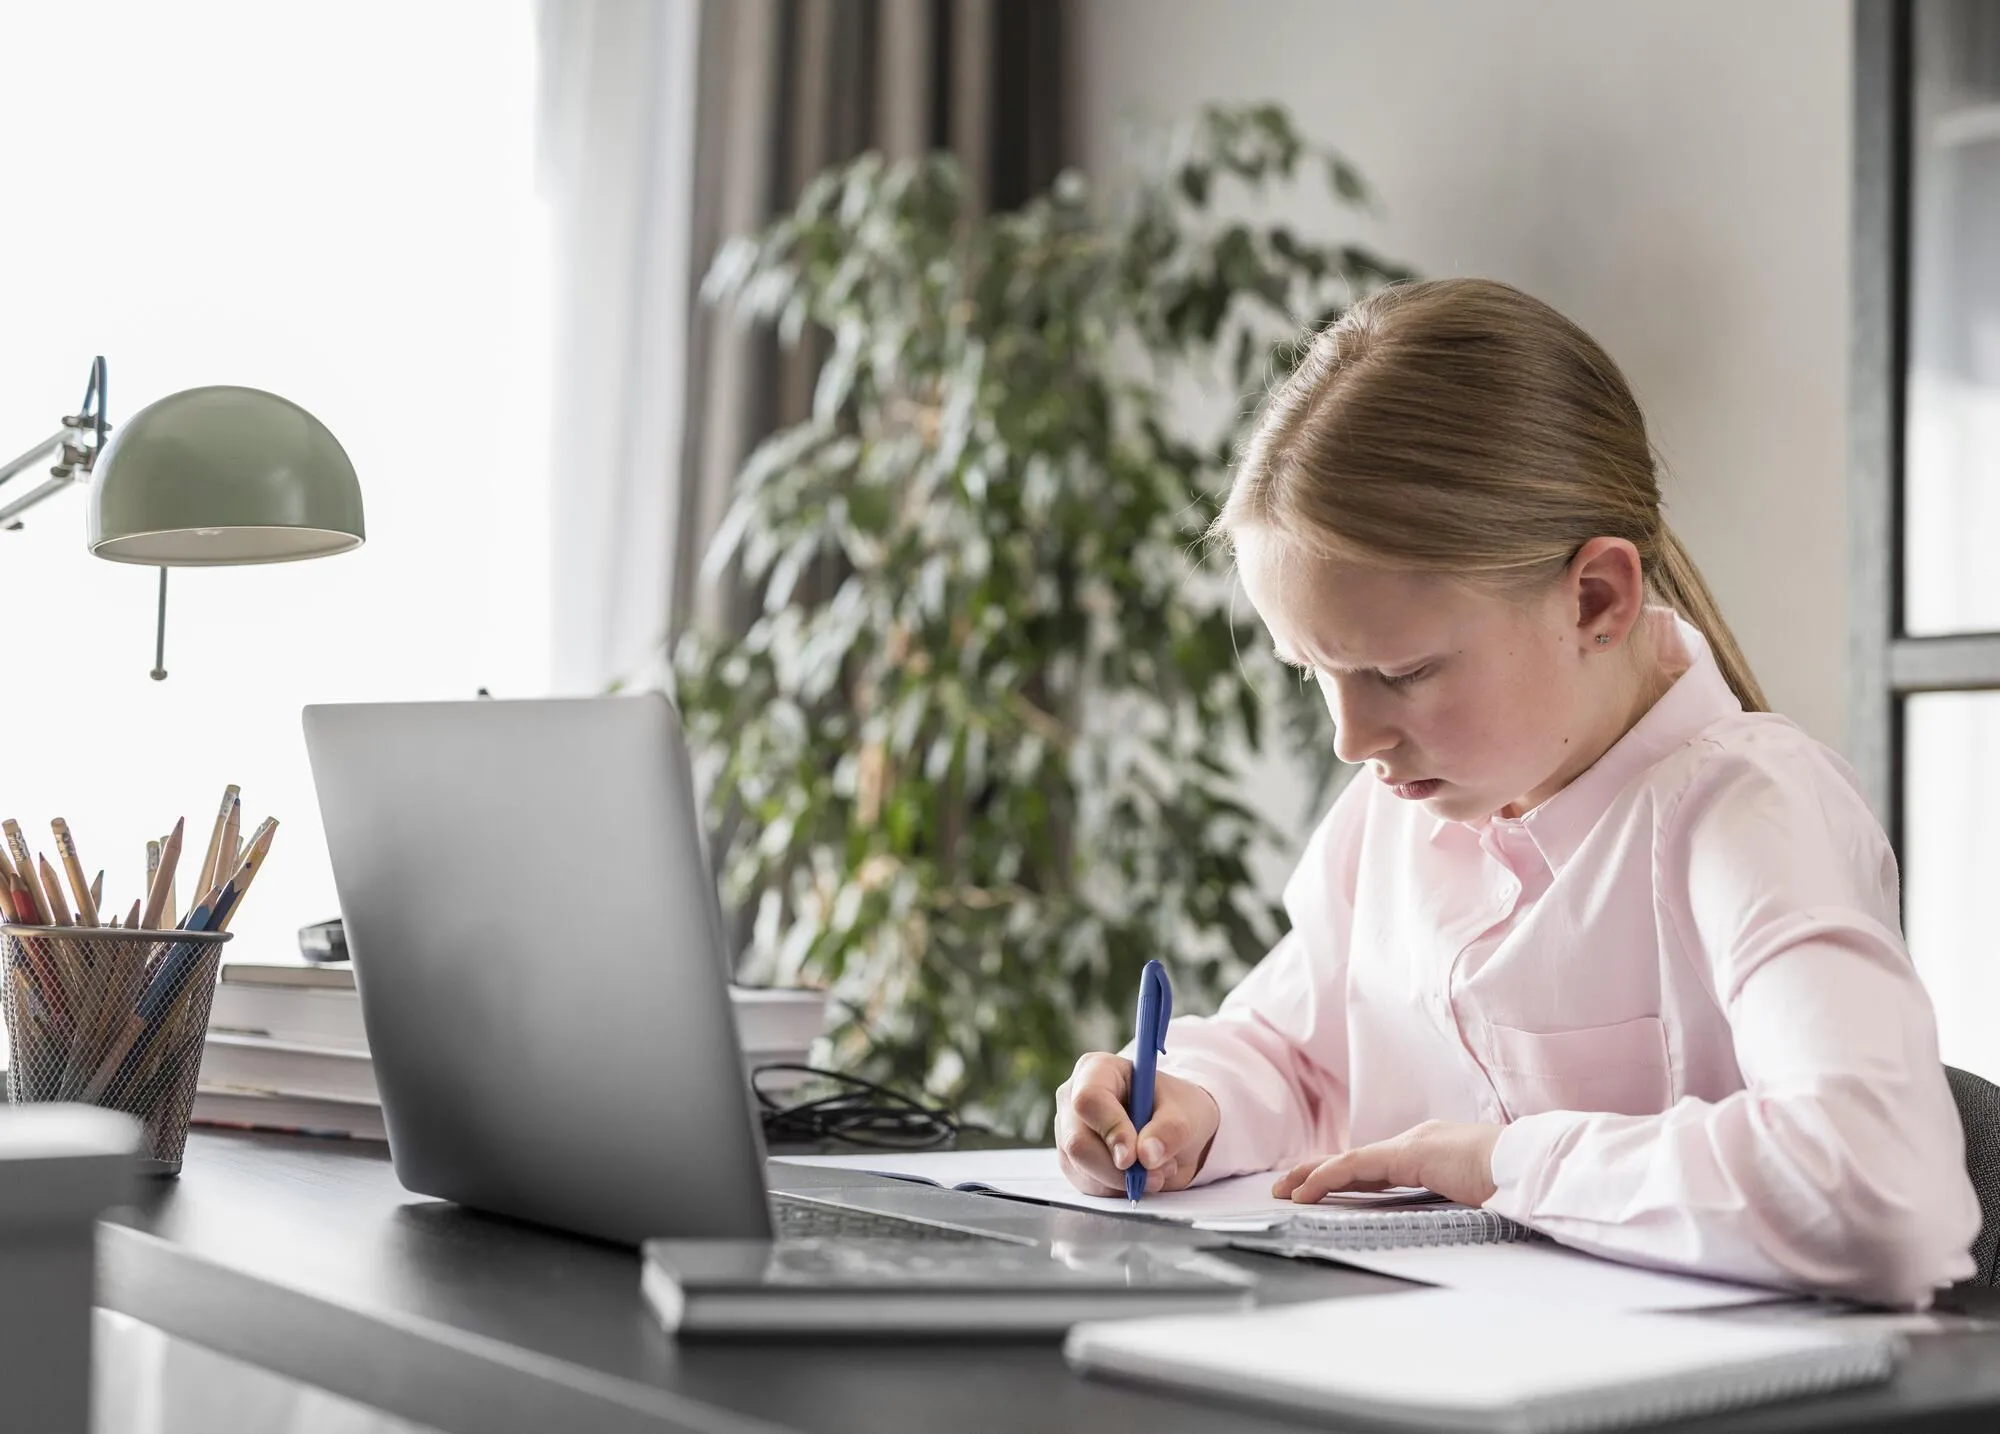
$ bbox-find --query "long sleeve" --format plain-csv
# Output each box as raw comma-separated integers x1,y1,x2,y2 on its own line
1485,743,1980,1309
1149,776,1365,1180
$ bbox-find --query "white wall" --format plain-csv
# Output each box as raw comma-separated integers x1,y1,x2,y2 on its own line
1075,0,1852,856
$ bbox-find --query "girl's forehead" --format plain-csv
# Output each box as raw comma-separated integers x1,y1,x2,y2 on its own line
1237,537,1478,653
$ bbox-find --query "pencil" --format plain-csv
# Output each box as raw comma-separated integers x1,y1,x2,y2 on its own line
125,898,141,930
51,819,100,927
52,816,99,928
193,784,239,911
37,855,73,927
220,798,240,892
140,818,183,931
213,818,277,931
90,870,104,915
12,900,70,1025
2,822,50,924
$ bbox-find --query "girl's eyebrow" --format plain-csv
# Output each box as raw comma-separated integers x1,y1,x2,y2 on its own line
1275,645,1431,677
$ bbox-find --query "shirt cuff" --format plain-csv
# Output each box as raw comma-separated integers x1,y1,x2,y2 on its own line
1484,1109,1589,1222
1151,1049,1281,1185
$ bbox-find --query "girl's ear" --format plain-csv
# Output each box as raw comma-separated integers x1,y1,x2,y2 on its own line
1568,537,1646,648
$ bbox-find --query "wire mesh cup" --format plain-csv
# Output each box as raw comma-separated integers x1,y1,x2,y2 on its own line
2,923,231,1175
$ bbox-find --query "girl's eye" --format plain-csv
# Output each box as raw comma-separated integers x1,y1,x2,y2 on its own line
1380,666,1430,689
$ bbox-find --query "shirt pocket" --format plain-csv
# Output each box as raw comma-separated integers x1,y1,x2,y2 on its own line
1481,1015,1672,1120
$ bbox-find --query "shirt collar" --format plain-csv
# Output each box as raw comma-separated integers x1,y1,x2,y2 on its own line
1427,607,1743,873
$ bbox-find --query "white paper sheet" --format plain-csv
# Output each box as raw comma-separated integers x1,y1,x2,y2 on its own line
1300,1240,1790,1312
775,1148,1435,1225
777,1149,1799,1313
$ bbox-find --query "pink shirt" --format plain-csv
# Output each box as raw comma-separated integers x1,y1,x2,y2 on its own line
1157,609,1979,1308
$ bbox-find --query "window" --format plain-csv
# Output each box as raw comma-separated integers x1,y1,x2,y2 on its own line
1854,0,2000,1080
0,3,552,1008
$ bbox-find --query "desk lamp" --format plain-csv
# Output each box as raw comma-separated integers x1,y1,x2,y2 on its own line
0,356,364,678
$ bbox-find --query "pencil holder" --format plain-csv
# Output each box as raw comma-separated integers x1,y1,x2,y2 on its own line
1,924,231,1176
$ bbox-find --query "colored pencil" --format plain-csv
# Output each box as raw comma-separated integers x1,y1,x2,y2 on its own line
37,856,73,927
89,900,220,1101
193,784,239,913
213,818,277,931
52,820,99,927
140,818,183,932
1,797,279,1112
2,822,50,924
220,798,240,894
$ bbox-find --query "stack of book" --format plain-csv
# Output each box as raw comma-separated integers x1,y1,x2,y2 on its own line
192,963,828,1140
194,961,380,1140
728,987,829,1091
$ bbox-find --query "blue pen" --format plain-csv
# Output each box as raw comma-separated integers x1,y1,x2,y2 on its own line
1125,958,1173,1206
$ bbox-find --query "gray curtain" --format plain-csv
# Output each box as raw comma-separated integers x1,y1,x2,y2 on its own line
671,0,1069,641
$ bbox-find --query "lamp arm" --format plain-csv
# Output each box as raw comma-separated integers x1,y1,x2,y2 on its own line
0,431,70,488
0,356,109,531
0,443,79,530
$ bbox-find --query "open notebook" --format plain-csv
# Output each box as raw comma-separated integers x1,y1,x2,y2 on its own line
779,1147,1455,1230
778,1148,1791,1313
1065,1289,1896,1434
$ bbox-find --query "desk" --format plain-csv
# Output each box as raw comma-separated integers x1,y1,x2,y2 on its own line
97,1130,2000,1434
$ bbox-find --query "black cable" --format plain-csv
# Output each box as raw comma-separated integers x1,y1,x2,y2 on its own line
751,1064,965,1149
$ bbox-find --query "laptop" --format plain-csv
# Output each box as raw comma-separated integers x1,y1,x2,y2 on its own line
302,695,1252,1331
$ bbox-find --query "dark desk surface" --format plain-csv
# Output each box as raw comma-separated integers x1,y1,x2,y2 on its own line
96,1130,2000,1434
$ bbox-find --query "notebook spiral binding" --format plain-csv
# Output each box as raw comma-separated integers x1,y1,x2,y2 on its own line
1267,1204,1538,1251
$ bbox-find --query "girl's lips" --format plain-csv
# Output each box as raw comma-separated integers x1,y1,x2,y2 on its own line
1389,778,1443,800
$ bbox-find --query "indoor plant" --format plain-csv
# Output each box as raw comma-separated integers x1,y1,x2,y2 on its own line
674,105,1414,1135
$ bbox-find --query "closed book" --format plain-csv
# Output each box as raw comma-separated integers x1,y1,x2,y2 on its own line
220,961,355,990
208,982,367,1052
198,1032,379,1105
191,1088,386,1142
643,1237,1253,1337
1065,1289,1896,1434
729,987,826,1054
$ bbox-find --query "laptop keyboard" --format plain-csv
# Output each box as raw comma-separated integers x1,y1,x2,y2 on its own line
772,1195,1007,1243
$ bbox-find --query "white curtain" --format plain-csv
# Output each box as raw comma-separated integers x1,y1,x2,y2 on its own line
536,0,701,694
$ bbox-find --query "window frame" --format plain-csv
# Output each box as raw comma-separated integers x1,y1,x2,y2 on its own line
1851,0,2000,850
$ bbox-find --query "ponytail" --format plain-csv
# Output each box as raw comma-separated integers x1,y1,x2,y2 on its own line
1649,525,1768,714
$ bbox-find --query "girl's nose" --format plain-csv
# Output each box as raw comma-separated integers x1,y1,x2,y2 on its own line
1322,676,1397,767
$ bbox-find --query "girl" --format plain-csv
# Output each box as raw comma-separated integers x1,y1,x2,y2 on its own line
1053,278,1979,1310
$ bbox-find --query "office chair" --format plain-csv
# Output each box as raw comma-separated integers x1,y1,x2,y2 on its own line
1945,1065,2000,1285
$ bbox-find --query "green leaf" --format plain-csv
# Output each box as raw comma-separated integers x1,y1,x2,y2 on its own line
674,108,1406,1134
1327,155,1369,204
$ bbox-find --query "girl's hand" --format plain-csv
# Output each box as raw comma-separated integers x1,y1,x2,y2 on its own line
1054,1051,1221,1197
1273,1120,1503,1208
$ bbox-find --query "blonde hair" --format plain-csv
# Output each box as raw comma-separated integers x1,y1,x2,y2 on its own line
1217,278,1768,713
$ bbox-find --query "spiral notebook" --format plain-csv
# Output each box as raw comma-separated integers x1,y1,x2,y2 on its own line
1065,1289,1898,1434
778,1148,1460,1227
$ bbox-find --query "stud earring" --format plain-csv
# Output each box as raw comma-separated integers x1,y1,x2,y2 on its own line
1594,634,1611,646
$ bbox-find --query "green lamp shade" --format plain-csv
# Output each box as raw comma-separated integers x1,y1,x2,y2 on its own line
87,385,365,565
